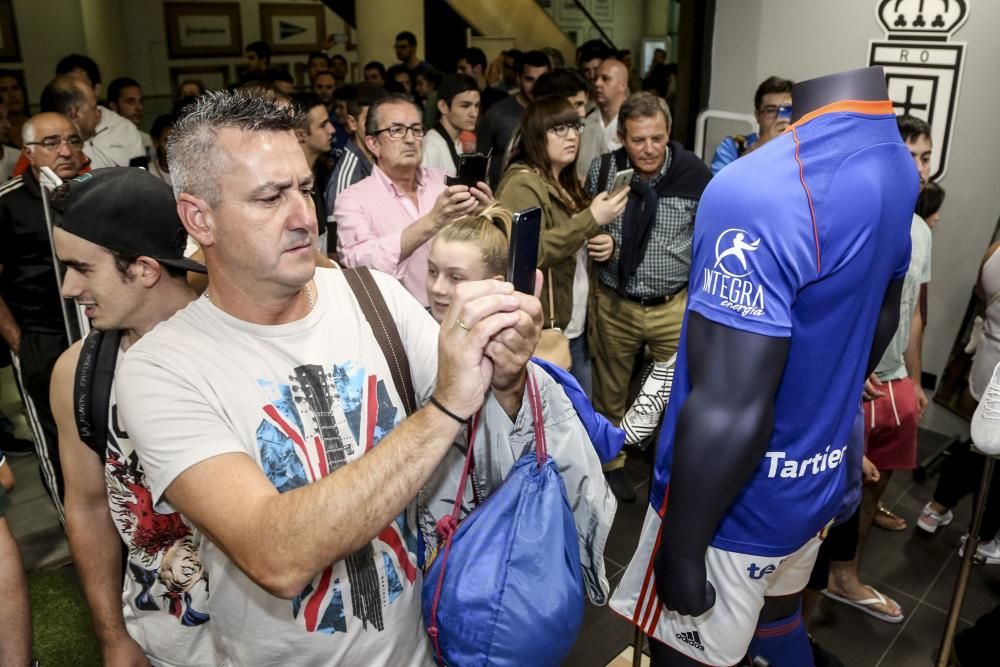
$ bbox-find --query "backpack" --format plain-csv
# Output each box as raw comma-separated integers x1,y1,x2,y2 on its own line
423,370,585,666
74,329,124,458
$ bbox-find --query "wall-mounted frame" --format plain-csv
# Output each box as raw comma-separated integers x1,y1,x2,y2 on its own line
0,0,21,62
591,0,613,22
260,3,327,55
169,64,231,96
164,2,243,59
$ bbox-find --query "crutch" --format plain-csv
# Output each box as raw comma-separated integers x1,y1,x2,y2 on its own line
38,166,87,343
935,445,998,667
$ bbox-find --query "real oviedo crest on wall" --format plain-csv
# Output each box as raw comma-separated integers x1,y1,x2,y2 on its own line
868,0,969,180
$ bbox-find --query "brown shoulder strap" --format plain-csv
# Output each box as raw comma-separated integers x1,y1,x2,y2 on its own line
342,267,418,416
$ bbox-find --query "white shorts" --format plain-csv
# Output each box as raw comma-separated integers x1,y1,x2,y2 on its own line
610,504,822,666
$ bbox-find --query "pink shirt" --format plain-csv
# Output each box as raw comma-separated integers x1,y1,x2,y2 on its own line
335,164,448,305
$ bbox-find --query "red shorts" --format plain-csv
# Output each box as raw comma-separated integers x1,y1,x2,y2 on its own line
864,377,918,471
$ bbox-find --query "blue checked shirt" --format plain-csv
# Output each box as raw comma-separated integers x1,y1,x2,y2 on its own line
584,148,700,298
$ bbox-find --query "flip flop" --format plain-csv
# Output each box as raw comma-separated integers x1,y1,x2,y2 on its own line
822,586,905,624
875,505,908,531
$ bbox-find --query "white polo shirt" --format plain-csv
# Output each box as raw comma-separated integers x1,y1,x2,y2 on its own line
86,106,145,168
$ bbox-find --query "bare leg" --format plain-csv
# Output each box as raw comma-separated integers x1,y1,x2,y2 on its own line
826,474,901,617
0,516,32,667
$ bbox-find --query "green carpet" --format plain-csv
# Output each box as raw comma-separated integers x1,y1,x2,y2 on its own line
28,566,101,666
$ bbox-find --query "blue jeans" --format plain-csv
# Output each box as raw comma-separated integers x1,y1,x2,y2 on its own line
569,335,592,398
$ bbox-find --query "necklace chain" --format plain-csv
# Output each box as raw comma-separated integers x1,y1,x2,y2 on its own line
205,282,315,312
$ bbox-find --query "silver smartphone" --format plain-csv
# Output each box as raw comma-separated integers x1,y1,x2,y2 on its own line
610,168,634,195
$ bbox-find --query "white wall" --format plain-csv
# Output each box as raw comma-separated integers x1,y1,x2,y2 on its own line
12,0,86,104
710,0,1000,433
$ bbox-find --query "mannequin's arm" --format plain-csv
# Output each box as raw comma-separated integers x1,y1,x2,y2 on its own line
654,312,788,616
654,277,904,616
866,278,905,377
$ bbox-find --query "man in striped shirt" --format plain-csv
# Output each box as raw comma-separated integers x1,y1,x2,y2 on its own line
325,84,379,259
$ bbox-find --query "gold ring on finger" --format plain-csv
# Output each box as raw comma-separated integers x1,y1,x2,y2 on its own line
456,319,472,331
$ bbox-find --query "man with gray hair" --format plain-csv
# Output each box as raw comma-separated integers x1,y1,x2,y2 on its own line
114,90,543,664
584,92,712,501
40,75,144,169
335,92,492,303
0,112,86,519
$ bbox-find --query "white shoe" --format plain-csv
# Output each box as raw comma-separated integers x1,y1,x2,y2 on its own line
916,502,954,534
621,355,676,448
971,361,1000,455
958,535,1000,564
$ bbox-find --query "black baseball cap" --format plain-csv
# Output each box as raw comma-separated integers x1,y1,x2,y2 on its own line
57,167,207,274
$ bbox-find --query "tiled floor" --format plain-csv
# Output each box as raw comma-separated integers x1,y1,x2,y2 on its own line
5,354,998,667
565,430,1000,667
1,365,71,571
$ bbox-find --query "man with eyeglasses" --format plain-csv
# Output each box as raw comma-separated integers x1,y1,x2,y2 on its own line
710,76,793,175
577,58,630,182
584,93,712,502
0,112,86,520
335,93,492,304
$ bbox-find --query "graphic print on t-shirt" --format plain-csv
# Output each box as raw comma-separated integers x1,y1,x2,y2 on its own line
255,361,418,635
106,407,210,627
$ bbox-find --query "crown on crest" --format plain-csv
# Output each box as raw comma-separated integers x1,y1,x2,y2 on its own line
877,0,968,37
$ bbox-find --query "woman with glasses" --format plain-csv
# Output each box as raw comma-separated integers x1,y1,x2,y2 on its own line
496,96,628,393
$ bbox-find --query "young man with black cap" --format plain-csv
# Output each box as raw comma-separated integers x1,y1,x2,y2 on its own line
49,167,215,666
421,74,480,177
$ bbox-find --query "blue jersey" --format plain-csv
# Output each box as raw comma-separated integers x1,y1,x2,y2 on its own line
650,101,918,556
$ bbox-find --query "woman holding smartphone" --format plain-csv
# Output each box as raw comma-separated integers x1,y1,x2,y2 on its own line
496,96,628,394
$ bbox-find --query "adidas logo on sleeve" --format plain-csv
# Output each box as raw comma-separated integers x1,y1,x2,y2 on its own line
675,630,705,651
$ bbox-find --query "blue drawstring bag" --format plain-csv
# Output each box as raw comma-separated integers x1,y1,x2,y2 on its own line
423,371,584,666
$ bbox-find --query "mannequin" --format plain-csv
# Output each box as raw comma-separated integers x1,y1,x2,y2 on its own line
609,66,919,667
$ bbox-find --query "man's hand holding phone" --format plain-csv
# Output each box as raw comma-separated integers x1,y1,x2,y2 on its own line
431,185,480,230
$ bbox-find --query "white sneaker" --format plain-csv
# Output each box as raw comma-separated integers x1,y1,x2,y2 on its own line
916,502,954,534
971,361,1000,455
958,535,1000,564
621,355,676,448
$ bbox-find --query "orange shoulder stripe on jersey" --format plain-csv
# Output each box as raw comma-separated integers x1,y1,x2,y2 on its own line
788,99,895,131
791,126,822,275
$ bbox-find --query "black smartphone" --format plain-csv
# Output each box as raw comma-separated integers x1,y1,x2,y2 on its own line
447,153,489,187
506,207,542,295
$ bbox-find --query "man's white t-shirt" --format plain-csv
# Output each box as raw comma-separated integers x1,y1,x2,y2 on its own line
114,268,439,666
87,106,145,169
421,128,460,177
576,110,622,181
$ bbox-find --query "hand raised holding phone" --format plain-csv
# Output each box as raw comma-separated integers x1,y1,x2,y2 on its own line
590,186,630,226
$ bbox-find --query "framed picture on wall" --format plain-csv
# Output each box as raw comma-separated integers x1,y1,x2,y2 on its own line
169,65,231,96
0,0,21,62
260,3,327,55
591,0,613,22
164,2,243,58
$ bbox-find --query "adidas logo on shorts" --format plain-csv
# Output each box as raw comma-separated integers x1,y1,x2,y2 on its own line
675,630,705,651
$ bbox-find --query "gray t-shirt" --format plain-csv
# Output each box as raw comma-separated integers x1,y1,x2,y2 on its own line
874,214,932,380
115,269,439,666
